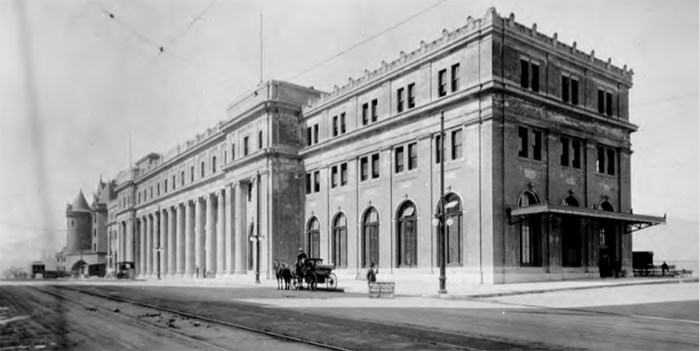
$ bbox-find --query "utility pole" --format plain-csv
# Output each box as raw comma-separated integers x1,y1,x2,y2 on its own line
438,110,447,294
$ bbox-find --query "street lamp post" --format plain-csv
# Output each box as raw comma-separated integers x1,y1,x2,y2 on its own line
255,171,261,284
437,111,447,294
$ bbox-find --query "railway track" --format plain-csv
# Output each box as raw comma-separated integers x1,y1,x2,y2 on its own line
31,285,350,351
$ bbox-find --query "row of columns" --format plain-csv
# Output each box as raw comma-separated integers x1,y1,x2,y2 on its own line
124,182,253,279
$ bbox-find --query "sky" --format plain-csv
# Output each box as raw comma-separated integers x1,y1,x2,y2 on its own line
0,0,697,271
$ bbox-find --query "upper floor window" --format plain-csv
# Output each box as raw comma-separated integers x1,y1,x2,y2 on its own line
164,179,168,193
314,124,319,144
438,69,447,97
597,146,616,175
362,103,369,126
371,153,380,179
360,157,369,182
371,99,378,122
397,87,405,113
332,115,339,137
520,58,540,92
212,156,217,173
243,136,249,156
172,175,176,190
561,75,579,105
258,131,263,149
561,137,582,169
305,173,312,194
407,83,416,109
331,165,338,188
231,143,236,160
518,126,542,161
597,89,614,116
200,161,205,178
408,142,417,170
190,166,194,182
451,63,460,92
181,170,185,186
395,146,404,173
314,170,320,192
451,129,463,160
340,113,346,134
340,163,348,186
331,162,348,188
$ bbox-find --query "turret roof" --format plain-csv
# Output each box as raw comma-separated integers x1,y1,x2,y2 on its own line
69,190,91,212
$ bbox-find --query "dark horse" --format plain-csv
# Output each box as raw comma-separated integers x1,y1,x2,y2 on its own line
273,260,292,290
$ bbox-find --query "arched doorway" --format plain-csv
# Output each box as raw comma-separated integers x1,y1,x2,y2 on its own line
307,217,320,258
397,201,417,267
562,195,582,267
332,213,347,268
71,260,87,276
518,191,541,266
362,207,379,268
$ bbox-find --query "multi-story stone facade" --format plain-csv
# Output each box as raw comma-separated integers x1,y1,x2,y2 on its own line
100,8,664,284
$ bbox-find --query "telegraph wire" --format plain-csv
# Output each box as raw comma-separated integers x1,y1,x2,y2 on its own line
161,0,220,53
285,0,448,81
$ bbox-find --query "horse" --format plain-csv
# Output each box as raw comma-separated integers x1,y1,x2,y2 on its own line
273,260,292,290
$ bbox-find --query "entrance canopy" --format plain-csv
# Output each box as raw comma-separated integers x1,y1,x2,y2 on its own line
509,204,666,233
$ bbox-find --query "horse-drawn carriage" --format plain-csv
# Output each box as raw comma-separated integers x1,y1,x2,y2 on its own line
293,258,338,291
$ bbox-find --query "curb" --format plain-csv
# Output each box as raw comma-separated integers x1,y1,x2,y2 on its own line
437,277,700,299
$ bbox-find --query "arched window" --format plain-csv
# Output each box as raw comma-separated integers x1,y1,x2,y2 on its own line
307,217,320,258
397,201,417,267
362,208,379,268
518,191,541,266
600,201,615,212
332,214,347,268
563,195,580,207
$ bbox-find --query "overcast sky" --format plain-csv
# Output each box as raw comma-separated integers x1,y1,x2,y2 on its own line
0,0,697,271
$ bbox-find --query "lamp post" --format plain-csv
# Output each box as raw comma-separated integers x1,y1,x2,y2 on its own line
436,111,447,294
255,171,261,284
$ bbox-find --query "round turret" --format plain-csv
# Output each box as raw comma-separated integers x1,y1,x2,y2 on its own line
65,190,92,254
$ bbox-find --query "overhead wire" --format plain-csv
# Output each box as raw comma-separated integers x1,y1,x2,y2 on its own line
284,0,448,81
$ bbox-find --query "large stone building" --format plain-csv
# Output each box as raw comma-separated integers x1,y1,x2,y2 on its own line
98,8,664,284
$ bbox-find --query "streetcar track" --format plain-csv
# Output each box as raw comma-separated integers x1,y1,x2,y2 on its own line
30,286,230,351
46,285,354,351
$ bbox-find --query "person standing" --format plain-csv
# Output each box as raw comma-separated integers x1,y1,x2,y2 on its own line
366,262,378,287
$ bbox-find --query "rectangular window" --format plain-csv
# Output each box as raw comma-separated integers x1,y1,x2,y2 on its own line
314,124,319,144
212,156,217,173
224,150,227,164
362,103,369,125
395,146,404,173
371,153,380,179
435,134,442,164
520,59,529,89
314,171,320,192
518,127,529,158
438,69,447,97
201,161,205,178
181,171,185,186
407,83,415,108
172,175,175,189
164,179,168,193
307,127,312,146
331,165,338,188
531,63,540,92
190,166,194,182
258,131,263,149
597,146,605,173
561,76,570,102
560,137,570,166
532,130,542,161
360,157,368,181
606,92,613,116
572,140,581,169
451,129,462,160
340,113,346,134
243,137,249,156
571,79,579,105
157,184,160,196
371,99,378,122
606,148,615,175
598,89,605,113
451,63,460,92
397,87,405,113
332,116,338,137
305,173,312,194
340,163,348,185
231,144,235,160
408,142,417,170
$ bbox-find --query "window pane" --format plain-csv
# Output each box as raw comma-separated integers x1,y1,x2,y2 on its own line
395,146,404,173
571,79,579,105
561,75,569,102
451,63,460,92
438,69,447,97
531,64,539,92
451,129,462,160
560,137,569,166
532,130,542,161
520,59,529,88
371,153,379,178
408,143,417,170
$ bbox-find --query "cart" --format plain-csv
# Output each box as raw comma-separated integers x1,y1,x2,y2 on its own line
291,258,338,291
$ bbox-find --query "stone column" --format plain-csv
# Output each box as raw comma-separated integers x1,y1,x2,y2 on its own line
225,184,234,275
118,223,123,265
140,217,146,277
160,209,168,278
185,201,194,276
125,219,131,262
145,215,151,276
168,206,177,277
216,190,225,277
177,203,185,277
206,193,216,277
194,197,204,278
235,182,248,274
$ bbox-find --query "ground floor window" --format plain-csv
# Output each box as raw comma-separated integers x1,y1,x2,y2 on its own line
362,207,379,267
308,217,320,258
332,214,347,268
397,202,417,267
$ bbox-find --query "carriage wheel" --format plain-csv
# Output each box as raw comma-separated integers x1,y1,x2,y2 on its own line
326,273,338,291
306,273,318,291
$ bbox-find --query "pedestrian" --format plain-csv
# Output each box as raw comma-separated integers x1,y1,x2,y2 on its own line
366,262,378,287
661,261,669,276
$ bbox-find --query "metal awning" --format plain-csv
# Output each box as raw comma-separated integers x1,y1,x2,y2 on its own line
509,204,666,233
